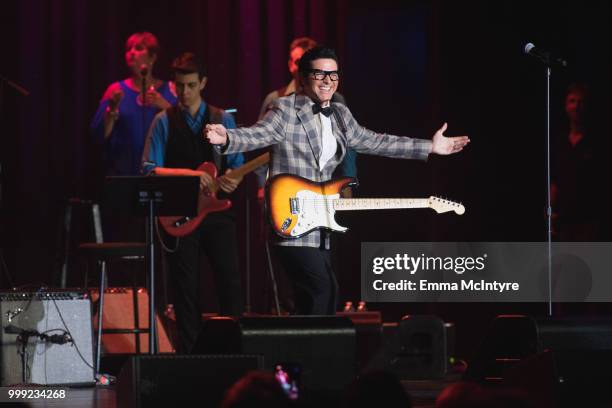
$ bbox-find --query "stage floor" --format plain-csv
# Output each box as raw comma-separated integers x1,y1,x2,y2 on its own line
17,378,454,408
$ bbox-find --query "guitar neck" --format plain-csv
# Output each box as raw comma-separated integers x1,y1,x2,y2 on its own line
209,152,270,193
229,152,270,178
334,198,430,211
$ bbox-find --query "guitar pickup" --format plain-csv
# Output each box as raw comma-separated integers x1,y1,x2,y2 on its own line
281,218,292,232
289,198,300,214
173,217,191,227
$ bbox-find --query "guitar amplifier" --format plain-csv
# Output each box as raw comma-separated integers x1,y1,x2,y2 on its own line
90,287,175,353
0,291,95,386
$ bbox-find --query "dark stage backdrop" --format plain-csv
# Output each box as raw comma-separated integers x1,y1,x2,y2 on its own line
2,0,611,359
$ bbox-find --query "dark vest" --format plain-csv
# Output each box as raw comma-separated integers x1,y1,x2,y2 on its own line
164,104,225,171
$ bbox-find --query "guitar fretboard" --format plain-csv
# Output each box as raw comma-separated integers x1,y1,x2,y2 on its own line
231,152,270,178
210,152,269,193
333,198,430,211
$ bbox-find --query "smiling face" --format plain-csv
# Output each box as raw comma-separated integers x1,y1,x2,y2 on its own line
300,58,339,105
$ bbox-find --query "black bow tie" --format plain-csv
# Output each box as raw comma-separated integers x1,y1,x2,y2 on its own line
312,104,333,117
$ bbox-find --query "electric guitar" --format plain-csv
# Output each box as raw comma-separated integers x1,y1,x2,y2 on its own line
159,153,270,237
266,173,465,239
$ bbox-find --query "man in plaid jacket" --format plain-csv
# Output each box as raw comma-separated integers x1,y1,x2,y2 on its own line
206,46,470,315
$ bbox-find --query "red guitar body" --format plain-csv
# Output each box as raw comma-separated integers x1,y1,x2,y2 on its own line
159,162,231,237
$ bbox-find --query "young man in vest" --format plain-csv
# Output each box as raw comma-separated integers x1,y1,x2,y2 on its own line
142,52,244,352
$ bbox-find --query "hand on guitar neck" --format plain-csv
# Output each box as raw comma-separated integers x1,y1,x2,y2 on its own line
197,170,215,193
217,168,243,193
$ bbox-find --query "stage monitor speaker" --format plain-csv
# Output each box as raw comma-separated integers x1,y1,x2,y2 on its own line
90,287,174,353
364,315,447,380
0,291,95,386
398,315,447,379
194,316,356,391
337,311,382,371
116,354,263,408
465,315,612,407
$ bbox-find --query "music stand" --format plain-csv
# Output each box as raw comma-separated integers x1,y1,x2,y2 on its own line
104,176,199,353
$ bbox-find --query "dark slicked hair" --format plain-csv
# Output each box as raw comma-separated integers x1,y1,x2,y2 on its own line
298,46,339,74
171,52,207,80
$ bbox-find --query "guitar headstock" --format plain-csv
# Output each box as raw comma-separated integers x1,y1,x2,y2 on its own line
428,196,465,215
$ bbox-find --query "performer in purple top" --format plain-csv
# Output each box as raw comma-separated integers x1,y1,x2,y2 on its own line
91,32,177,176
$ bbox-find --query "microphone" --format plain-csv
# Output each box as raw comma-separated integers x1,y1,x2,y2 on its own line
4,324,39,337
139,64,149,77
524,43,567,67
42,333,72,345
5,324,24,334
5,325,72,344
140,64,149,106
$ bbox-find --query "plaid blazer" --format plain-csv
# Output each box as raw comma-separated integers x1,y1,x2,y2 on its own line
224,94,432,248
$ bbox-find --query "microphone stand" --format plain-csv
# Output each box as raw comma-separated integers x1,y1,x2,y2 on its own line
9,326,47,383
11,326,70,383
140,67,148,150
545,66,553,317
139,67,157,352
525,44,566,316
17,332,32,383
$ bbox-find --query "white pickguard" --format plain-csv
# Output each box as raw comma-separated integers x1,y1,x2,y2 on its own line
290,190,348,237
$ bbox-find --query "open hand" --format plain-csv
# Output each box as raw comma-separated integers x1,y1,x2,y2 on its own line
431,123,470,155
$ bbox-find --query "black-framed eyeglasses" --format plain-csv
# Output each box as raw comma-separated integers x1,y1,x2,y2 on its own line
308,69,340,81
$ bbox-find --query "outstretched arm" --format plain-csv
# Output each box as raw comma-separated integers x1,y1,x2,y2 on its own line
340,104,469,159
205,99,287,154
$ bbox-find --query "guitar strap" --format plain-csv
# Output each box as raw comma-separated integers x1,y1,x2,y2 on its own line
206,105,225,172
